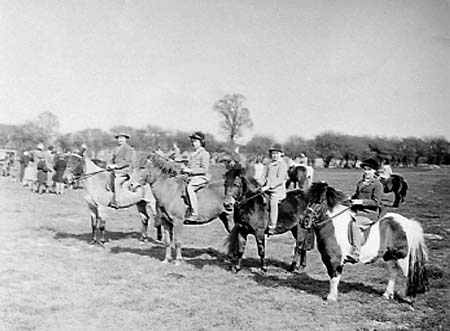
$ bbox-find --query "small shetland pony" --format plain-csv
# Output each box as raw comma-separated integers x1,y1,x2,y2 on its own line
64,152,157,245
382,174,408,207
302,182,428,302
129,153,232,264
223,164,314,273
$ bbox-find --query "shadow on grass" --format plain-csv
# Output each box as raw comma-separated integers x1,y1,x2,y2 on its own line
51,228,162,245
109,245,230,270
48,226,388,299
250,271,381,299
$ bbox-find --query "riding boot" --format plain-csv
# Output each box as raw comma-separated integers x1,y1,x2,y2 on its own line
267,198,278,236
346,221,362,263
184,185,199,223
109,172,119,209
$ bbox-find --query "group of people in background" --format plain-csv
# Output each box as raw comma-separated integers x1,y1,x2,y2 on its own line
18,144,68,195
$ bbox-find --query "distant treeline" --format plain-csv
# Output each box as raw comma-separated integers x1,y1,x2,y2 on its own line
1,112,449,167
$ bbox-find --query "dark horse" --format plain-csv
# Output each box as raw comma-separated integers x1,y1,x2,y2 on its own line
223,164,314,273
302,182,428,302
382,174,408,207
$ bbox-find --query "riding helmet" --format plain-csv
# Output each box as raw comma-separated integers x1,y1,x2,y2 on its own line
360,158,379,171
115,132,130,139
268,143,284,154
189,131,205,142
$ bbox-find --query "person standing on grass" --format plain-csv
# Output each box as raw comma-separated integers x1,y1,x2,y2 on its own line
53,153,67,195
36,155,50,194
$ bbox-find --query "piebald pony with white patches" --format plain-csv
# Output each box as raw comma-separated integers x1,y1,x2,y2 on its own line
302,182,428,302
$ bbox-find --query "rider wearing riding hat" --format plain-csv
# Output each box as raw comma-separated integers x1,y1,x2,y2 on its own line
182,131,211,222
347,157,384,263
261,143,289,235
107,132,135,208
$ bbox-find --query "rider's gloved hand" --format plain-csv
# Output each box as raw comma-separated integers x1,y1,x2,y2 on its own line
107,164,118,170
261,185,274,192
181,167,192,174
351,199,363,206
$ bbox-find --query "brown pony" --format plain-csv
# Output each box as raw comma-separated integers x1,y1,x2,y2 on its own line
64,152,158,245
129,153,232,264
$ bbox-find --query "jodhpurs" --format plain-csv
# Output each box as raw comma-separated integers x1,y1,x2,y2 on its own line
186,176,208,216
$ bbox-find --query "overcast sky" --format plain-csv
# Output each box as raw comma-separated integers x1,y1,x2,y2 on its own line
1,0,449,142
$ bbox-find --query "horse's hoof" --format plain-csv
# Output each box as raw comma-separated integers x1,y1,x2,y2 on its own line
229,265,240,273
383,292,394,300
174,259,183,266
139,237,149,243
162,259,171,264
89,240,97,245
292,266,306,275
325,295,337,302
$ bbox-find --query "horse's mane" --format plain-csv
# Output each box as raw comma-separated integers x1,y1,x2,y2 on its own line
147,153,182,177
306,182,347,209
286,188,306,200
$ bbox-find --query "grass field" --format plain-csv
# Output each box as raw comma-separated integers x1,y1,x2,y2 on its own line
0,167,449,330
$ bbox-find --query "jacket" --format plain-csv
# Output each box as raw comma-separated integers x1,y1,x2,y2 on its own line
188,147,210,177
351,177,383,220
264,158,289,199
109,144,135,170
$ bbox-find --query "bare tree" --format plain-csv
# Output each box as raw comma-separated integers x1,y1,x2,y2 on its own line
213,94,253,144
35,112,60,143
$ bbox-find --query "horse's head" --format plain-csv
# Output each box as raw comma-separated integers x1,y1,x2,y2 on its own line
63,154,83,185
129,161,151,192
302,182,347,228
223,164,246,212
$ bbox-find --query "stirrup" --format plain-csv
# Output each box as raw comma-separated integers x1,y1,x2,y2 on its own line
109,201,119,209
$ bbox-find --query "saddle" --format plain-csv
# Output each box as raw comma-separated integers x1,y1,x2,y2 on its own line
105,172,130,192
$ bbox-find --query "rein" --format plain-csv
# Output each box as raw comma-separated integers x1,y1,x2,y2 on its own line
68,169,108,181
234,186,301,207
235,190,266,207
308,205,352,228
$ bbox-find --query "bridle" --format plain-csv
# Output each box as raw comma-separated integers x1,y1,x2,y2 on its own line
64,154,107,183
302,201,352,229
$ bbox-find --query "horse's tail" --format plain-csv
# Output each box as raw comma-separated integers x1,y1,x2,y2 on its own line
401,217,429,297
400,179,408,201
225,225,240,259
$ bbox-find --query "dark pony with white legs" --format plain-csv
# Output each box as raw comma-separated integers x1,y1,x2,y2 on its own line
302,182,428,302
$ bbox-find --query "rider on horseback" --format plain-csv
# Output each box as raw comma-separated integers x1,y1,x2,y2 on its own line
347,158,384,263
182,131,211,223
378,158,393,185
107,132,134,209
261,143,289,235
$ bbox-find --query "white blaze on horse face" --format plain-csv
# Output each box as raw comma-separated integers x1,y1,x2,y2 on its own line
359,222,381,264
